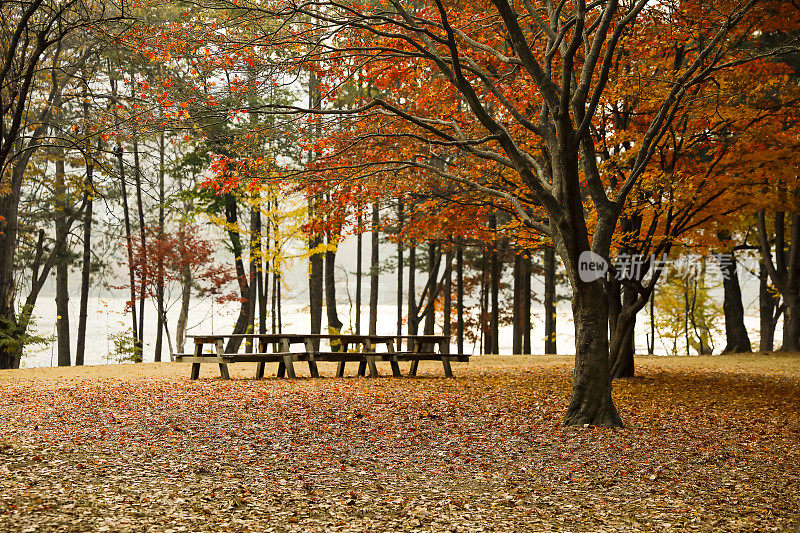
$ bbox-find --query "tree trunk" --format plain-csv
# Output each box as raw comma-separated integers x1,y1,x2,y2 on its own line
513,252,522,354
308,197,323,345
544,244,557,354
356,213,363,335
154,133,166,362
325,231,343,332
407,245,417,340
718,252,752,353
116,144,140,359
564,281,623,427
224,195,251,354
395,204,403,344
608,283,636,378
258,204,269,335
75,99,96,367
490,245,500,355
759,260,779,352
456,245,464,355
369,204,379,335
246,205,259,352
523,253,532,354
423,242,437,335
54,151,71,367
443,249,452,354
782,296,800,352
481,247,489,354
0,167,23,369
132,123,146,363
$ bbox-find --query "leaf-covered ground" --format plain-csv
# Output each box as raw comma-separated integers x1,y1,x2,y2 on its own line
0,355,798,532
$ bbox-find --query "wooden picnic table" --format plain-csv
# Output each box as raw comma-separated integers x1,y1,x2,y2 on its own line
171,333,466,380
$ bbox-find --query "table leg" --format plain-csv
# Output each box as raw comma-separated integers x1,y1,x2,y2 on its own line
215,340,230,380
409,360,419,377
276,338,288,378
191,342,203,380
441,356,452,378
303,339,320,378
386,341,401,377
357,361,367,376
283,354,296,379
366,356,379,377
255,338,266,378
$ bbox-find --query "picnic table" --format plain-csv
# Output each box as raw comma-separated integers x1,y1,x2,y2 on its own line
171,333,468,380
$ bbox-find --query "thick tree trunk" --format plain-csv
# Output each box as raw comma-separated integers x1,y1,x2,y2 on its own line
0,176,23,369
564,281,623,427
759,260,779,352
544,244,557,354
781,297,800,352
54,153,71,367
369,204,380,335
718,252,752,353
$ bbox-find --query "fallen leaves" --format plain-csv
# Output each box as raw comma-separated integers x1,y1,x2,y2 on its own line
0,358,797,531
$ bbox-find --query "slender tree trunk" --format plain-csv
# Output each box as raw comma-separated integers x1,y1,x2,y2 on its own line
456,244,464,355
523,253,532,354
423,242,437,335
408,245,417,341
224,195,251,354
648,289,655,355
54,150,70,367
513,252,522,354
718,251,752,353
117,145,139,357
175,178,193,354
490,246,500,355
75,134,96,367
609,284,636,378
308,197,323,344
132,123,146,363
481,247,489,354
325,231,343,332
246,205,259,352
258,204,268,335
443,249,452,354
369,204,379,335
355,213,363,335
154,133,166,362
759,260,779,352
544,244,557,354
396,202,403,345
